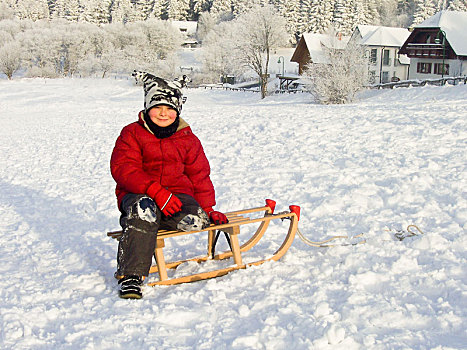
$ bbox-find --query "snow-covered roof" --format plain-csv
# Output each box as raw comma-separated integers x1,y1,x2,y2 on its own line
416,10,467,56
354,25,410,47
170,20,198,36
302,33,349,64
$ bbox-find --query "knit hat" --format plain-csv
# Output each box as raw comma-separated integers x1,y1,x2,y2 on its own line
132,70,188,116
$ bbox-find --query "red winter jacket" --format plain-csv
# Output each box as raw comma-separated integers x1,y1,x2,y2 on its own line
110,111,216,210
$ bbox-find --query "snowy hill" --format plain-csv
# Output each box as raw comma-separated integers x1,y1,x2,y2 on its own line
0,78,466,349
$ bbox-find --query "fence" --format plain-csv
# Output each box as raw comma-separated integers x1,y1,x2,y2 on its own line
370,76,467,90
197,84,305,94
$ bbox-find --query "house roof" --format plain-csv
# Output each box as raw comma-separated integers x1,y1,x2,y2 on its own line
170,20,198,36
354,25,410,47
415,10,467,56
295,33,349,64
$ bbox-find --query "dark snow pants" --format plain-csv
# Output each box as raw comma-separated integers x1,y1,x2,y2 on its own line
116,193,210,277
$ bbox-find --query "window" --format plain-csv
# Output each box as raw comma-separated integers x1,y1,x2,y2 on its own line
394,50,399,66
417,62,432,74
368,71,376,84
434,63,449,75
382,49,390,66
370,49,377,65
382,71,390,83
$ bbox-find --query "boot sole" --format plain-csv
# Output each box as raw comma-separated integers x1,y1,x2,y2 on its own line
119,292,142,299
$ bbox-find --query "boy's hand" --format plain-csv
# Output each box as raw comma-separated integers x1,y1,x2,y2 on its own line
150,186,182,216
160,193,183,216
204,207,229,225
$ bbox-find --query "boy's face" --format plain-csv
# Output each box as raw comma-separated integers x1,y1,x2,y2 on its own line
148,105,177,127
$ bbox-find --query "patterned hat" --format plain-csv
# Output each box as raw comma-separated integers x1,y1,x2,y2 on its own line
132,70,188,115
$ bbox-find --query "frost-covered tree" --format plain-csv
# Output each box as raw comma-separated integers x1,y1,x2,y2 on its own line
198,21,243,82
233,4,288,98
0,41,22,79
119,19,182,73
18,21,62,77
302,27,366,104
77,26,117,77
0,2,15,21
196,11,218,42
0,19,24,39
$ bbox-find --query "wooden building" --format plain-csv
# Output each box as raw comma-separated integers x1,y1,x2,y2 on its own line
290,33,348,75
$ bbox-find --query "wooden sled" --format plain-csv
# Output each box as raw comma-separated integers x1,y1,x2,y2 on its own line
107,199,300,286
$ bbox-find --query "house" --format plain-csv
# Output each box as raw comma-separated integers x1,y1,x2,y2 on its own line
350,25,411,84
290,33,349,75
170,20,199,48
399,11,467,79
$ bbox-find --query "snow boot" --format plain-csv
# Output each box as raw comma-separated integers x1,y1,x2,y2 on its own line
118,275,143,299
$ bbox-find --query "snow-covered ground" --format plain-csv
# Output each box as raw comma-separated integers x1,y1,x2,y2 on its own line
0,78,466,349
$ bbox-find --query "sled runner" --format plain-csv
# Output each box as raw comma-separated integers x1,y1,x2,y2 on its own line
107,199,300,286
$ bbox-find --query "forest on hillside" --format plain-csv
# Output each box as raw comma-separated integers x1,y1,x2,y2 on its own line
1,0,466,37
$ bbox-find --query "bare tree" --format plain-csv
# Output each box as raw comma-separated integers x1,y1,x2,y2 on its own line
0,41,22,79
233,4,288,98
302,28,367,104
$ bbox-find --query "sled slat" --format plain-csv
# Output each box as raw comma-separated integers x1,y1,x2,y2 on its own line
108,199,299,286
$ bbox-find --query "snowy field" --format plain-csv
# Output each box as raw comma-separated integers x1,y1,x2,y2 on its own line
0,78,466,349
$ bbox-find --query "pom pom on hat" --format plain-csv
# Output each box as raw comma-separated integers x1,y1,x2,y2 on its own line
132,70,189,115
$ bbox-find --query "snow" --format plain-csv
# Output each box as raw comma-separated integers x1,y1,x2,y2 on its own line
1,77,467,349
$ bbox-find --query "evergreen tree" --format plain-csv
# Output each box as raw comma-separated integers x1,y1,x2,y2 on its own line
447,0,467,11
62,0,82,22
193,0,213,15
364,0,380,25
211,0,232,16
231,0,261,17
82,0,111,24
412,0,437,25
308,0,334,33
281,0,301,42
132,0,155,21
15,0,49,20
110,0,136,23
332,0,357,35
166,0,191,20
150,0,165,19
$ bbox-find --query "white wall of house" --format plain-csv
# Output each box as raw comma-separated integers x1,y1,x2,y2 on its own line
408,58,467,80
364,46,409,84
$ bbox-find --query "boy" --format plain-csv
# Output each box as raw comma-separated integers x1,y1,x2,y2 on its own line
110,72,228,299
